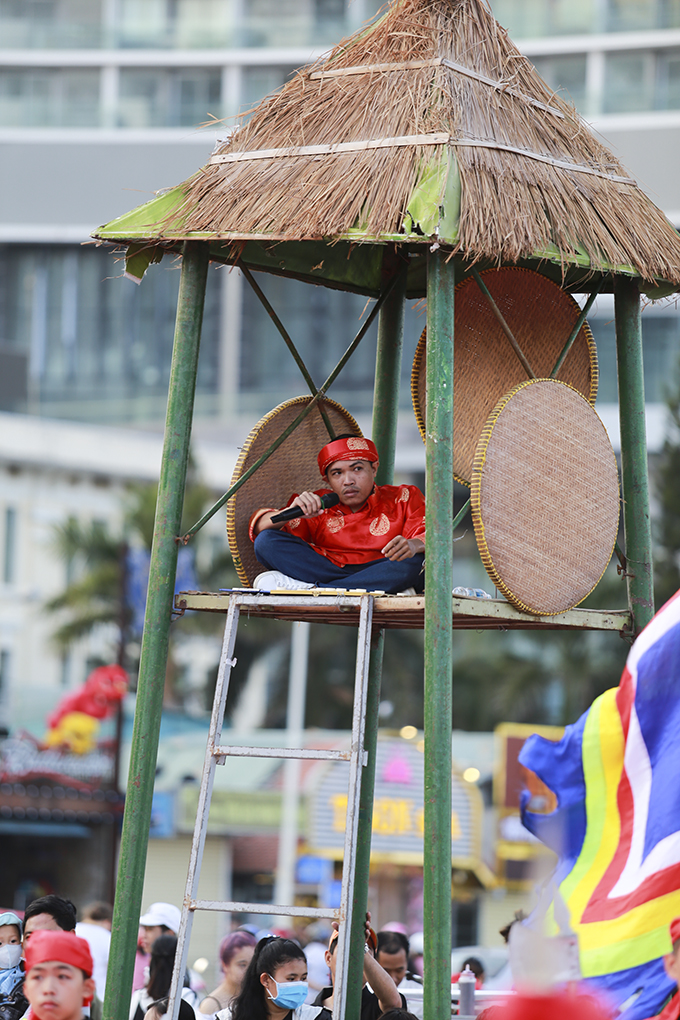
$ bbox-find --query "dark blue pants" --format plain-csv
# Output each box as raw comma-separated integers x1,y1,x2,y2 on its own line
253,529,425,593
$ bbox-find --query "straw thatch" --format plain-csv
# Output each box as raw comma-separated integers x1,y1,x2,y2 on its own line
156,0,680,283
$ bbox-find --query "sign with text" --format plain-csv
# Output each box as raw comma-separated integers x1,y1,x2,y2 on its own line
307,737,481,867
0,731,115,786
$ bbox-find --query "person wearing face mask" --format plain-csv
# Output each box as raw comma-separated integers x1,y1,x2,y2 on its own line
218,937,331,1020
0,912,29,1020
0,914,23,993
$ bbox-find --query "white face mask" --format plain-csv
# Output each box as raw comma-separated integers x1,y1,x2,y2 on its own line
0,944,21,970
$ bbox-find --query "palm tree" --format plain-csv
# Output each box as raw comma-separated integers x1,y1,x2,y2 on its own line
46,469,214,684
48,516,129,664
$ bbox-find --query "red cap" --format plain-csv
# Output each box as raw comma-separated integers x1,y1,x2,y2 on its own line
25,930,94,1002
318,437,379,477
670,917,680,945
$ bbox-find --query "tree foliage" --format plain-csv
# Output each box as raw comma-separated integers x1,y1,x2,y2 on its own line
46,465,215,680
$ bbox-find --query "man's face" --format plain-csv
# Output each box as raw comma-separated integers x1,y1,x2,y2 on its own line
325,460,377,510
24,960,95,1020
23,915,64,950
140,925,166,955
377,948,408,987
664,945,680,985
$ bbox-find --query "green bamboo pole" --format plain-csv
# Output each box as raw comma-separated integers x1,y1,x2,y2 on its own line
345,249,407,1020
424,250,454,1019
104,241,209,1020
614,276,654,634
371,252,407,485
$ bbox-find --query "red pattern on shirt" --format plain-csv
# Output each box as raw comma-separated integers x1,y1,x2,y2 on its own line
249,484,426,567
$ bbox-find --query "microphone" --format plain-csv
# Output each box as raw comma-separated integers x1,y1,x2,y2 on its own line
271,492,340,523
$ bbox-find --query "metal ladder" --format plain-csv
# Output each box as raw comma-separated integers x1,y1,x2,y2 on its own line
167,590,375,1020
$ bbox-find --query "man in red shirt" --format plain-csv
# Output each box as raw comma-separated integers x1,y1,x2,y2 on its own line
250,435,425,593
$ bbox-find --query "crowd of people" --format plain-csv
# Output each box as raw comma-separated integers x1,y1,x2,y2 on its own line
0,894,426,1020
1,890,659,1020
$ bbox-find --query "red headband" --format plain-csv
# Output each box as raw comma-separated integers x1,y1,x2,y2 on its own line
671,917,680,945
318,437,379,477
25,930,94,1001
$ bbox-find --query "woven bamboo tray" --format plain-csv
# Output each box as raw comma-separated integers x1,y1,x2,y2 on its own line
226,396,362,586
412,267,598,485
470,378,619,615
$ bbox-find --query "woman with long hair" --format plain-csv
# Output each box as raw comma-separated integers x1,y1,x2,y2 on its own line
129,935,198,1020
219,937,331,1020
198,932,256,1014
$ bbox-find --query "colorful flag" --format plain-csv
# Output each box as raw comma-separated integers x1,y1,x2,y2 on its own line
520,591,680,1019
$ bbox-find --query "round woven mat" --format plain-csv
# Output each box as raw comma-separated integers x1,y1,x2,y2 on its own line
226,396,362,586
411,267,598,485
470,378,619,615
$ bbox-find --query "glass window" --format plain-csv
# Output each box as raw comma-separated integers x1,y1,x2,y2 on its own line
0,0,101,49
118,68,222,128
0,0,373,50
171,0,234,48
490,0,596,37
0,245,221,423
656,48,680,108
531,54,587,109
608,0,660,30
0,68,100,127
238,274,425,420
604,51,655,112
591,313,680,403
117,0,236,48
116,0,170,48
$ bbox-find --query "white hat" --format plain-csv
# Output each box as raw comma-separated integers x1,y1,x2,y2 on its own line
139,902,181,932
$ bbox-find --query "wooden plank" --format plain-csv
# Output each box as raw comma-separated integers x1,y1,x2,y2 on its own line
209,133,449,165
175,592,631,632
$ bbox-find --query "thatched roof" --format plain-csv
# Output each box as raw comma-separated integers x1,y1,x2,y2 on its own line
94,0,680,289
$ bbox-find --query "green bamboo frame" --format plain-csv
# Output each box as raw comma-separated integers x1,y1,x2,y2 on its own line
105,240,653,1020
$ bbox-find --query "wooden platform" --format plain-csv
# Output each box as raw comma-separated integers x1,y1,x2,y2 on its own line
175,591,632,633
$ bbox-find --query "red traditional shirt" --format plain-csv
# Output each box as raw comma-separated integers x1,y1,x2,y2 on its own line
249,484,426,567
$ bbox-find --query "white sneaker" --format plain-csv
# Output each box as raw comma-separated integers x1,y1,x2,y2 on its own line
398,587,417,596
254,571,315,591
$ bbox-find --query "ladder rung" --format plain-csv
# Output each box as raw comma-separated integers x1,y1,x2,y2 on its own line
190,899,340,919
212,744,351,761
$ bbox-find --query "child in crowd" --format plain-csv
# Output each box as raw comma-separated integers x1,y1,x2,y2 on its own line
23,929,95,1020
0,910,29,1020
0,912,24,999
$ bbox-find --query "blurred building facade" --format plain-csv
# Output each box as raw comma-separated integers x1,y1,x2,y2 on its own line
1,0,680,432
